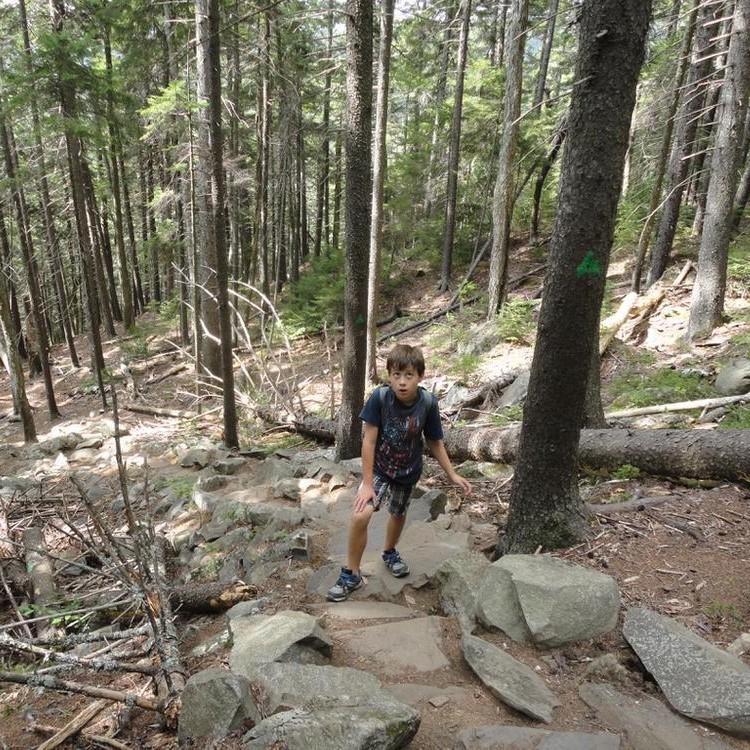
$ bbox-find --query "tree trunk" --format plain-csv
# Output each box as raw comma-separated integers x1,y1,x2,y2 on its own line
424,0,458,218
18,0,79,368
490,0,508,67
531,116,567,239
103,26,134,329
336,0,373,461
0,118,60,419
503,0,651,553
120,153,145,314
688,1,750,340
331,123,343,254
647,1,718,286
631,0,699,292
366,0,395,384
487,0,529,316
0,224,35,441
204,0,238,448
49,0,107,409
314,4,334,257
533,0,559,110
439,0,471,292
269,415,750,484
195,0,222,379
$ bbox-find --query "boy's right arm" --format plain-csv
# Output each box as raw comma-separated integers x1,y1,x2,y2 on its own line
353,422,378,512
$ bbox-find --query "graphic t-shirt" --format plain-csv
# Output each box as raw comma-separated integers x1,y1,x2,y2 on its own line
359,385,444,486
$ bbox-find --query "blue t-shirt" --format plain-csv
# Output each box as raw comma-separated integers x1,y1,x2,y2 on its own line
359,385,444,486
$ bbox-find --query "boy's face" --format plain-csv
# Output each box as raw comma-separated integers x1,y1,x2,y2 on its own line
389,365,420,404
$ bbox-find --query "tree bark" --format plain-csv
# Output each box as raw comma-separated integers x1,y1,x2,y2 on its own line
631,0,699,292
688,1,750,339
314,3,334,257
503,0,651,553
49,0,107,409
533,0,559,110
366,0,395,384
335,0,373,460
647,1,719,286
0,118,60,418
487,0,529,316
439,0,471,292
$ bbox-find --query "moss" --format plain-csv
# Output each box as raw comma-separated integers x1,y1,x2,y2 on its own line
606,367,710,409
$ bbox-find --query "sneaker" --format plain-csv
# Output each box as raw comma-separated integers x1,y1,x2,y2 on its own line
382,548,410,578
326,568,363,602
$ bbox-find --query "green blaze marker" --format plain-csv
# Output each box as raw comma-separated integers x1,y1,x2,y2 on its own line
576,250,601,277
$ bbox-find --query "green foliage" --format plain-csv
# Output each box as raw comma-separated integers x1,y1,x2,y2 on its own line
727,232,750,288
159,295,181,323
490,403,524,426
452,353,481,382
606,367,711,409
703,600,741,624
280,249,345,336
122,326,150,360
495,299,537,344
154,474,194,501
611,464,641,480
719,405,750,429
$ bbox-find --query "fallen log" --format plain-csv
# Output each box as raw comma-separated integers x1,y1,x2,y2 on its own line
124,404,192,419
271,415,750,482
605,391,750,419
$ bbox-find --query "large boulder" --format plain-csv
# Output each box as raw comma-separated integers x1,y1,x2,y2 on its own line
454,725,620,749
229,610,332,675
241,702,419,749
177,668,252,743
435,550,490,632
477,555,619,647
623,607,750,736
579,681,733,750
715,358,750,396
461,634,559,723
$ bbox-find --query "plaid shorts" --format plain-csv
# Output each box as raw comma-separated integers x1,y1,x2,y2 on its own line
368,474,415,517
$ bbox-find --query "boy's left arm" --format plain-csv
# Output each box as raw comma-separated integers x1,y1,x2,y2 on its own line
426,438,472,494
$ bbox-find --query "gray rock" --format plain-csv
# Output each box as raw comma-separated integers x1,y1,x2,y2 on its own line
0,476,37,494
180,447,214,468
435,550,490,632
421,489,448,519
212,500,304,529
498,370,531,407
311,601,414,621
38,432,84,455
458,320,501,357
715,358,750,396
623,607,750,736
289,530,310,560
239,662,384,722
476,563,531,642
275,477,304,501
478,555,619,647
213,457,246,475
339,457,363,475
197,473,229,492
189,628,231,657
440,384,472,411
225,597,271,620
728,633,750,657
454,725,620,749
229,610,332,676
461,634,559,723
579,681,733,750
254,457,295,484
193,487,218,513
178,668,252,743
241,702,420,750
337,617,449,676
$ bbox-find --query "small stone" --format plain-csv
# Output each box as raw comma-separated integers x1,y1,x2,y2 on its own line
728,633,750,657
428,695,450,708
225,597,271,620
289,530,311,560
213,457,246,475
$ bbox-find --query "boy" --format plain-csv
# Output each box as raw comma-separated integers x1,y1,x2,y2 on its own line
327,344,471,602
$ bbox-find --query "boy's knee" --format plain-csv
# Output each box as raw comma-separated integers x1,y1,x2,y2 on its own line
351,507,374,527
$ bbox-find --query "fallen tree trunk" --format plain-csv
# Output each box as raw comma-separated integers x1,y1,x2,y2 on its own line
274,415,750,482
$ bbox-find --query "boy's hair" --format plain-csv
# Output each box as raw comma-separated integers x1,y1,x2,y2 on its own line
386,344,425,376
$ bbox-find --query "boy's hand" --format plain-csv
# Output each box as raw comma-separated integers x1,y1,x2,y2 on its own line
353,482,375,513
449,471,472,495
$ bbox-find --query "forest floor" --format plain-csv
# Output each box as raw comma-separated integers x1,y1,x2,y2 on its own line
0,242,749,749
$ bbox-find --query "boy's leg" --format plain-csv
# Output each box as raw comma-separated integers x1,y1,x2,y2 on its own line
346,505,375,574
384,512,407,551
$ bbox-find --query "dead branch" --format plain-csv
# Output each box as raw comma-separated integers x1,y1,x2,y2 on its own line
169,580,256,614
23,527,61,639
32,624,151,648
0,671,161,711
123,404,193,419
605,391,750,419
143,363,189,386
0,633,157,676
35,699,110,750
587,494,679,515
599,291,638,355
